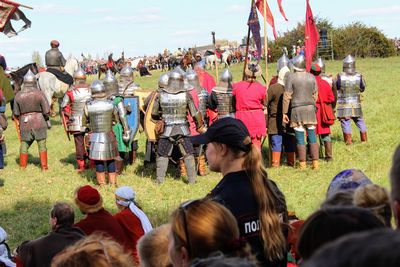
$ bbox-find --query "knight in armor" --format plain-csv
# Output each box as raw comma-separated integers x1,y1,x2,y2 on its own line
186,69,208,176
0,88,7,169
151,68,206,184
60,66,92,172
334,55,367,145
116,65,140,166
209,69,236,119
283,54,319,170
269,54,290,86
13,70,51,170
233,62,267,149
85,80,130,187
44,40,73,85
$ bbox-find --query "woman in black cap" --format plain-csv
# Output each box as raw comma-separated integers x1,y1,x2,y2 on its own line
191,117,288,267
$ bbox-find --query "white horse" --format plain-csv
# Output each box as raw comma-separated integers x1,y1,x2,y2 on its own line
37,57,79,105
221,50,233,68
205,55,220,70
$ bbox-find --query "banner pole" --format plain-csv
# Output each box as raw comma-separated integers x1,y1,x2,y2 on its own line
263,0,269,89
242,0,255,81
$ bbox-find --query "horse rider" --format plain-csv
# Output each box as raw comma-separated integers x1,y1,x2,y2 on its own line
13,70,51,170
45,40,73,85
107,53,114,71
60,66,92,172
209,69,236,119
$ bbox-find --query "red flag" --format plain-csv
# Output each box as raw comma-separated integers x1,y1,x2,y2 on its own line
304,0,319,71
277,0,288,21
255,0,277,39
0,0,31,37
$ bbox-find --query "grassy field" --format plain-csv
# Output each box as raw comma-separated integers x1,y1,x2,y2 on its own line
1,57,400,249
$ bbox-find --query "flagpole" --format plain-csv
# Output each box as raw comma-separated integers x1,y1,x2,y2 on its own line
263,0,269,89
212,31,219,83
242,0,255,81
12,2,34,9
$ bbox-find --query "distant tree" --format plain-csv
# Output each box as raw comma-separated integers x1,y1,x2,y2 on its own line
32,50,43,67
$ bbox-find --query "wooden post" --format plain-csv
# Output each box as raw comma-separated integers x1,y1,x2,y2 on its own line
263,0,269,89
212,31,219,83
242,0,255,81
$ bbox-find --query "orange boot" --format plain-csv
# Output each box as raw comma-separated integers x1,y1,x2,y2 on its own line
20,153,29,169
39,151,48,171
271,152,281,167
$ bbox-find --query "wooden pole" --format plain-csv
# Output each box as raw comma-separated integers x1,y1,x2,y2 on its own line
15,3,34,9
242,0,255,81
263,0,269,89
212,31,219,83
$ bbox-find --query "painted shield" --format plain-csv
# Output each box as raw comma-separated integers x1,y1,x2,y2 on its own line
124,96,140,142
144,91,158,142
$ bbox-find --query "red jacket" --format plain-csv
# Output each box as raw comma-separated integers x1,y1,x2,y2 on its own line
195,68,218,125
315,76,335,134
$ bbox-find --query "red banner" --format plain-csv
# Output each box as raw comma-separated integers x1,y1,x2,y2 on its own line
304,0,319,71
255,0,277,39
277,0,288,21
0,0,19,32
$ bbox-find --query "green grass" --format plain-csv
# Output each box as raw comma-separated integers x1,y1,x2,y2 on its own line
1,57,400,249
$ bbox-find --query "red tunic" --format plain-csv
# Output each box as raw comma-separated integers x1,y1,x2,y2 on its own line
315,76,335,135
233,81,267,139
195,67,218,125
114,208,146,264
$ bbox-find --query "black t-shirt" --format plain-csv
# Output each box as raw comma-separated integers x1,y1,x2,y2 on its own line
208,170,288,267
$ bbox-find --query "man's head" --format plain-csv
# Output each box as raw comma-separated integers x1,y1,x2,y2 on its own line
390,146,400,228
50,40,60,48
50,202,75,229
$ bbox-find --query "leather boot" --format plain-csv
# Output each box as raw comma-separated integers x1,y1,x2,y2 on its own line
96,172,106,187
297,145,306,170
271,152,281,167
343,133,353,145
197,155,208,176
309,143,319,170
40,151,48,171
324,142,333,161
156,156,169,184
77,159,86,173
179,159,187,177
286,152,296,167
128,150,137,165
20,153,29,169
115,156,124,175
360,132,367,143
184,155,197,184
108,172,118,187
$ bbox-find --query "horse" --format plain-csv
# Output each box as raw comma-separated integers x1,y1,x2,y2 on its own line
221,50,233,68
181,54,195,70
37,57,79,108
9,62,39,94
167,56,181,70
204,51,221,70
97,57,124,79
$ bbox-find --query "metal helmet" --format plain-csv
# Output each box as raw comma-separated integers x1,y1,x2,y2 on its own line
23,69,36,84
343,55,356,74
103,69,118,96
220,69,233,83
90,80,106,98
292,54,306,72
158,73,169,88
314,57,326,74
73,66,86,80
175,66,186,76
185,69,198,82
277,54,290,72
120,64,134,78
165,67,185,93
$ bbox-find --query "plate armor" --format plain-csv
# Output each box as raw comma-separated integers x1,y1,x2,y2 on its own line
61,85,91,132
336,72,364,118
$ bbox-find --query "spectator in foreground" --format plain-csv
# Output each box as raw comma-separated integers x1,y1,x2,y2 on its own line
390,145,400,229
169,199,254,267
326,169,372,198
0,226,15,267
51,234,134,267
137,224,172,267
114,186,153,264
190,253,257,267
15,202,85,267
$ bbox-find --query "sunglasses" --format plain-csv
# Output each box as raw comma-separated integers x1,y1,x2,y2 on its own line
179,199,201,258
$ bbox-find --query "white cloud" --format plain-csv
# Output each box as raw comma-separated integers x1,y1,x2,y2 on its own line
34,4,81,15
228,4,247,12
92,7,117,14
170,30,197,37
349,5,400,16
139,7,161,13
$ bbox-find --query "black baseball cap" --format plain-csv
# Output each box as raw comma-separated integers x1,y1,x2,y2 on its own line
191,117,252,152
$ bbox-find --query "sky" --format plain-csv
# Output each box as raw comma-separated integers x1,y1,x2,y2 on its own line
1,0,399,68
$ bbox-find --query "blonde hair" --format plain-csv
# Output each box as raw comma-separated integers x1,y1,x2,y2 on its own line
137,224,172,267
170,199,253,261
354,184,392,227
51,234,134,267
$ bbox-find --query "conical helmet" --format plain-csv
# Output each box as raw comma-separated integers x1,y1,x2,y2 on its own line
343,55,356,74
165,67,185,93
23,69,36,84
292,54,306,71
103,69,118,96
277,54,290,72
120,64,134,77
220,69,233,83
73,66,86,80
314,57,326,74
90,80,106,98
158,73,169,88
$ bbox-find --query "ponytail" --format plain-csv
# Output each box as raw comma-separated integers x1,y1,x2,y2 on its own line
242,144,286,261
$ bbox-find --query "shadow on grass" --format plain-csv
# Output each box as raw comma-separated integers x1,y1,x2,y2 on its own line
0,178,4,187
59,153,76,167
14,154,40,168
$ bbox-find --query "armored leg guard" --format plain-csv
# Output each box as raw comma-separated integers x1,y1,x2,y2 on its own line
297,145,306,170
108,172,118,187
156,156,169,184
343,133,353,145
271,152,281,167
286,152,296,167
197,155,208,176
115,156,124,175
360,132,367,143
40,151,48,171
19,153,29,169
184,155,196,184
309,143,319,170
324,142,333,161
96,172,106,187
